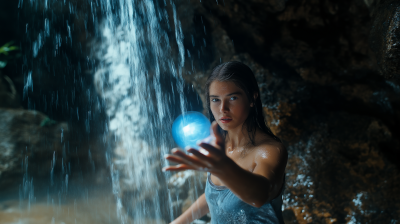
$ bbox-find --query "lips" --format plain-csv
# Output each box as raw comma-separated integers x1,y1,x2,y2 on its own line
220,117,232,123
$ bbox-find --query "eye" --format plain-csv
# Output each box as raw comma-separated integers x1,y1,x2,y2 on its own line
230,96,237,100
211,98,219,102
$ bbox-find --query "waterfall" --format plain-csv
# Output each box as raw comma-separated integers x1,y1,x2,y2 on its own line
94,0,188,222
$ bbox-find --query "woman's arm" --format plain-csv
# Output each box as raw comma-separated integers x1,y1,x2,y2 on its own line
164,122,287,208
171,193,209,224
210,145,287,208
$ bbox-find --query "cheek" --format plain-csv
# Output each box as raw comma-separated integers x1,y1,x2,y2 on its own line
232,107,248,117
210,104,219,117
231,101,250,119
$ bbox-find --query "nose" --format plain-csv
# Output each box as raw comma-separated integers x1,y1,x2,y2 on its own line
220,99,229,113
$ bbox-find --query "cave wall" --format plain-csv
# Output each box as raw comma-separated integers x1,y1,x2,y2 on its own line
370,0,400,84
176,0,400,223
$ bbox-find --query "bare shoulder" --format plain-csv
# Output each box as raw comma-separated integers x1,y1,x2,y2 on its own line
250,134,287,182
254,136,288,166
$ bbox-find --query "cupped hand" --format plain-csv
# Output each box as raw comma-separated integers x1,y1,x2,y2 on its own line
163,121,233,174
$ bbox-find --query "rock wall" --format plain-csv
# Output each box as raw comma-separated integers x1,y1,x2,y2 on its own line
370,0,400,84
0,84,107,195
175,0,400,223
0,0,110,202
0,108,67,188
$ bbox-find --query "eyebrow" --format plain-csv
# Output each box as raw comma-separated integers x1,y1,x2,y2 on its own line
209,91,242,98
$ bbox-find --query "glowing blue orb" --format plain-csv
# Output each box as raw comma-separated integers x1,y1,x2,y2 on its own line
172,111,211,150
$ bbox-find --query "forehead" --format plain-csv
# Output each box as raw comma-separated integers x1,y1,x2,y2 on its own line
209,81,243,95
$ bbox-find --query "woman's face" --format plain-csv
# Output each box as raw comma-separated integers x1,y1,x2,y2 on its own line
209,81,252,131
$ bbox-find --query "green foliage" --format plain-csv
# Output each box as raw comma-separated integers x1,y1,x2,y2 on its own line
0,41,20,69
40,117,58,127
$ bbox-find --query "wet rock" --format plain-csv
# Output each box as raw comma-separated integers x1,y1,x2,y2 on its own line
370,0,400,85
281,112,399,223
282,208,298,224
0,108,107,191
0,0,111,198
0,109,67,188
177,0,400,222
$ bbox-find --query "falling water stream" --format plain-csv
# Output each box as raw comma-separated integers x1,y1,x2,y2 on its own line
95,0,190,222
2,0,203,223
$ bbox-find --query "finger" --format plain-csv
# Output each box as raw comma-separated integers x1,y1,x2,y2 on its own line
167,153,197,166
162,164,195,172
198,142,224,156
166,153,208,167
172,149,209,167
186,148,213,166
211,121,225,147
164,154,187,164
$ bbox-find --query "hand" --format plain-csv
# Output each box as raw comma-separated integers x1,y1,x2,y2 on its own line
163,121,233,174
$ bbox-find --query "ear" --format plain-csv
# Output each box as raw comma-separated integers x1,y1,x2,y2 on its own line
250,92,258,107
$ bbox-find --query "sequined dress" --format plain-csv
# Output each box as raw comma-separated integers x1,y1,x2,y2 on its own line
204,173,285,224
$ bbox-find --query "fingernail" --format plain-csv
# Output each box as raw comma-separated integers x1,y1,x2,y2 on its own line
162,167,167,172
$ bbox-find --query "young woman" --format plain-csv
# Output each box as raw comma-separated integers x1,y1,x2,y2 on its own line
163,61,288,224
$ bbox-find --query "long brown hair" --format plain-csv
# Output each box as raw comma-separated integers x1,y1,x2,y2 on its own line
205,61,281,145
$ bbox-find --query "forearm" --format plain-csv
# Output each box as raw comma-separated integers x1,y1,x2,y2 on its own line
172,193,209,224
213,162,271,207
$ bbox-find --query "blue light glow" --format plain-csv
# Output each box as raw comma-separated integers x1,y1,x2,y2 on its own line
172,111,211,149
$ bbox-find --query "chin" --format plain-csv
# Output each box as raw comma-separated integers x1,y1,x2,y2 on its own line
219,126,228,131
218,122,233,131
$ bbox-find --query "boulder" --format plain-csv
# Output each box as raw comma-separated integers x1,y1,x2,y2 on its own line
0,108,107,192
0,109,67,188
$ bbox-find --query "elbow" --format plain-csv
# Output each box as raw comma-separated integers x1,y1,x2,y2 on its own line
252,202,263,208
250,201,265,208
249,198,269,208
253,193,272,208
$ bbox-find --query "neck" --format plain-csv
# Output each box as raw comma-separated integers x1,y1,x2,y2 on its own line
226,123,251,149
